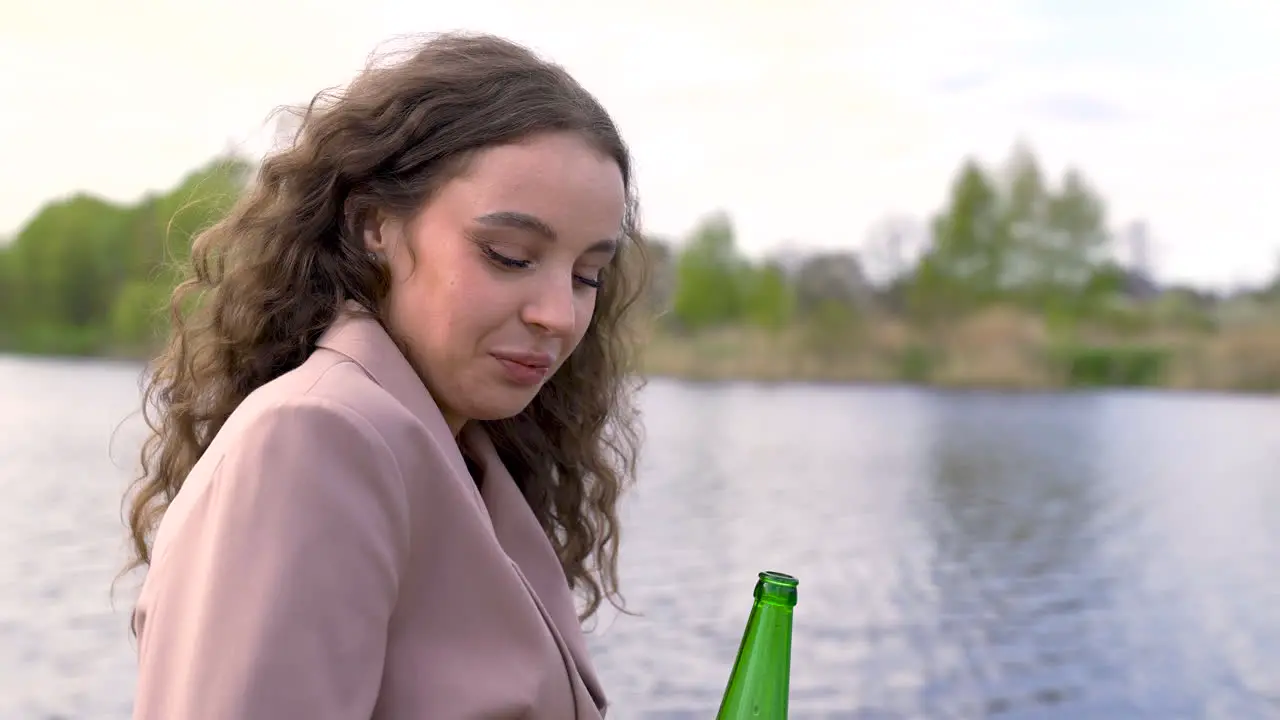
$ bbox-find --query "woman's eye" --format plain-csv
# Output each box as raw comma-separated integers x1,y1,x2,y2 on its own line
482,245,530,270
482,243,602,289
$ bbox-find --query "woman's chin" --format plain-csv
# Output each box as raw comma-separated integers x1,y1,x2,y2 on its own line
460,389,541,423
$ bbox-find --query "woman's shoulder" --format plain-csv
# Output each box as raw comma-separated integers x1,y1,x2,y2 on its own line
145,351,417,574
236,348,411,440
225,347,458,476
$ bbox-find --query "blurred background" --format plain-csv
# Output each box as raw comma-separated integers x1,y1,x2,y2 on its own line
3,1,1280,718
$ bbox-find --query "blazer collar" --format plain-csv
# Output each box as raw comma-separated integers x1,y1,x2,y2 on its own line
315,304,456,446
316,304,608,714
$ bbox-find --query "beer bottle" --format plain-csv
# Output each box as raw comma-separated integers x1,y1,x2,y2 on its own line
716,571,799,719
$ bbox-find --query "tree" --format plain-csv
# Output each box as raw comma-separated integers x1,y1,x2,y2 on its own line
1037,169,1113,327
792,252,870,315
997,143,1051,293
741,261,796,331
0,155,252,355
669,212,748,331
907,159,1003,324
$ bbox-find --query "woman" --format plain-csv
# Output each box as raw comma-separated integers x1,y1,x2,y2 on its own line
122,32,650,719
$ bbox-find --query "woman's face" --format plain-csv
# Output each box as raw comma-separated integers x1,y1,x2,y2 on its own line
365,131,626,434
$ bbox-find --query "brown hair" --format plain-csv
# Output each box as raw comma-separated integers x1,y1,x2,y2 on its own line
122,32,650,621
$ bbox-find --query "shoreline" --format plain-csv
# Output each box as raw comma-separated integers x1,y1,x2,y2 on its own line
6,346,1280,399
7,305,1280,396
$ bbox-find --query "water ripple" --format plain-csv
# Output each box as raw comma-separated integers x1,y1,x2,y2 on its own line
2,360,1280,718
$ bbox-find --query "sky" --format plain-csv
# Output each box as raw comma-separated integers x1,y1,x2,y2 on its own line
2,0,1279,289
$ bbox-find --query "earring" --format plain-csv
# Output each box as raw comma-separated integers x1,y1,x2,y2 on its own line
367,251,380,263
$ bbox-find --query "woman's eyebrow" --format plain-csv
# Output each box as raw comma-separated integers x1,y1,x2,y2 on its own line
473,210,618,254
473,211,557,240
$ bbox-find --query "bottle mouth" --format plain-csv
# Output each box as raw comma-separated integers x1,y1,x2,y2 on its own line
755,570,799,607
759,571,798,587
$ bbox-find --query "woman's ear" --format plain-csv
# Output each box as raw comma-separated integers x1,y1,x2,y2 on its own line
375,213,407,258
351,204,403,257
343,197,378,254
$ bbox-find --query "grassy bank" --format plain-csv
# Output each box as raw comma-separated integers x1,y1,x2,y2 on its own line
639,307,1280,393
7,306,1280,394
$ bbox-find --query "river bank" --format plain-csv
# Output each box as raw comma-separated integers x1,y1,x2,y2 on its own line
638,307,1280,394
7,307,1280,394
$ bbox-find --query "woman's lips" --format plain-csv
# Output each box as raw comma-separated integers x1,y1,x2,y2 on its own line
491,351,554,386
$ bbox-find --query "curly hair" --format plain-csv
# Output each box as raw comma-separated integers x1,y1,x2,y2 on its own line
122,32,650,622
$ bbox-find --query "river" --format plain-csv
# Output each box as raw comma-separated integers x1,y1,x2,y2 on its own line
2,355,1279,718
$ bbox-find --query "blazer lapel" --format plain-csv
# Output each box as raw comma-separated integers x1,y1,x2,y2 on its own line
462,424,609,717
317,305,607,715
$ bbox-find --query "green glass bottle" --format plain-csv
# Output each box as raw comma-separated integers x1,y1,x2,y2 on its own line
716,570,799,719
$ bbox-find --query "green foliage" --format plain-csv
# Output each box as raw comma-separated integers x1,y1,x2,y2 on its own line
0,140,1229,391
905,146,1119,333
1049,345,1169,388
799,300,862,360
664,217,861,342
908,160,1003,323
896,344,938,384
110,279,175,351
0,156,250,356
1149,289,1217,333
670,213,747,330
741,262,796,331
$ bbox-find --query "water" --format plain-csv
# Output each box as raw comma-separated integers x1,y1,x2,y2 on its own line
2,355,1280,719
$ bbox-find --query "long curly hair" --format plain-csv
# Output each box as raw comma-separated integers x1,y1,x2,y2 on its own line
122,32,650,622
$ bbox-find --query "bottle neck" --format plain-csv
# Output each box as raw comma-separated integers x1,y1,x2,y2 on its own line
717,580,796,718
755,571,799,608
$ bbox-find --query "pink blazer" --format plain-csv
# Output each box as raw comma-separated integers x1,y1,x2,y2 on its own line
131,309,608,719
